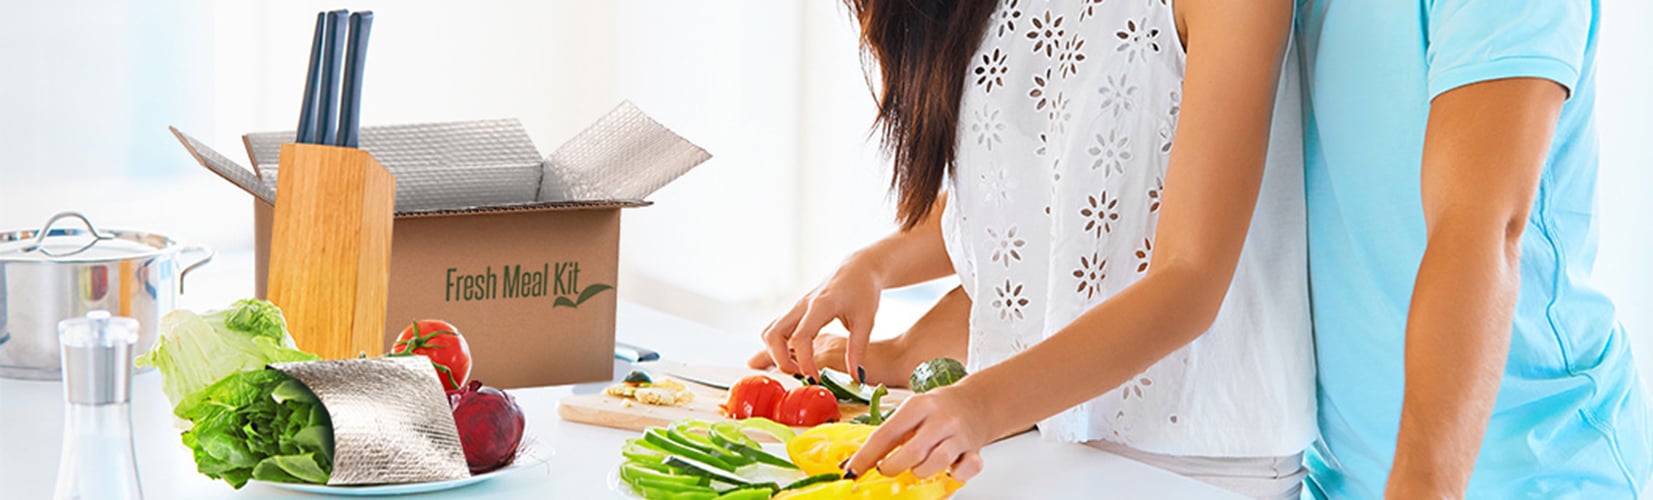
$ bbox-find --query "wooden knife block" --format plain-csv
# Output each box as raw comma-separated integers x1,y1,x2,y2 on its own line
267,143,396,359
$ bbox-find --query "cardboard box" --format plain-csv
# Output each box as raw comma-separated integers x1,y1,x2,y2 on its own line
171,102,709,388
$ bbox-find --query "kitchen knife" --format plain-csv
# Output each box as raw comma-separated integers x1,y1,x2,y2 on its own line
295,12,327,144
336,11,373,148
613,341,660,363
316,9,349,146
632,360,788,392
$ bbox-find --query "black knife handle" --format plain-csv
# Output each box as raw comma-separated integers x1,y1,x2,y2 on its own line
337,11,373,148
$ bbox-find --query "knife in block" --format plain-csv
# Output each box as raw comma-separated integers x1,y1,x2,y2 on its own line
267,143,395,359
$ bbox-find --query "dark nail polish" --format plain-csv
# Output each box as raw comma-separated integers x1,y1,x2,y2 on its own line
807,376,819,385
840,459,858,479
857,366,867,384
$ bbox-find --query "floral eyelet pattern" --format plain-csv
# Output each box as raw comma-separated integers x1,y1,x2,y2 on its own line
1114,17,1161,64
991,279,1031,321
988,225,1027,268
1080,190,1122,237
1087,129,1132,176
975,48,1010,93
1073,252,1107,300
1025,10,1065,58
993,0,1022,38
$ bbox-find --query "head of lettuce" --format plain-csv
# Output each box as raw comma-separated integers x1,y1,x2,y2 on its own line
136,298,319,410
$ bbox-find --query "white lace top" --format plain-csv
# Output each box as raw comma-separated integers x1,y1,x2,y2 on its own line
941,0,1315,456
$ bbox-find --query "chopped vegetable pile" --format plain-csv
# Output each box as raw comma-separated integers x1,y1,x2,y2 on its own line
618,418,962,499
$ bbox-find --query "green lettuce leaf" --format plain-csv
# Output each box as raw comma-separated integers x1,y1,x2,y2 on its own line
178,369,333,489
136,298,319,410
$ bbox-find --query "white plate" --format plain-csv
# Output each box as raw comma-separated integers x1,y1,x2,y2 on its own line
255,447,550,497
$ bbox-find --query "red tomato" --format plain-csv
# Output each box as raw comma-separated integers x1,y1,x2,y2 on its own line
775,386,840,426
392,319,472,391
723,375,788,420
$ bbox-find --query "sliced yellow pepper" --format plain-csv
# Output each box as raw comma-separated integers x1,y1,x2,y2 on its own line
781,423,966,500
786,423,876,476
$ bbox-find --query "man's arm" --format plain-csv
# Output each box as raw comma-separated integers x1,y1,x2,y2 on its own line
1386,77,1566,498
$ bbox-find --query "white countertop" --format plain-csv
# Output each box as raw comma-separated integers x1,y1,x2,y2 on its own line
0,303,1238,499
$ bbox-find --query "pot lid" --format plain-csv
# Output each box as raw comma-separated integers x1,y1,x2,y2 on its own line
0,213,169,263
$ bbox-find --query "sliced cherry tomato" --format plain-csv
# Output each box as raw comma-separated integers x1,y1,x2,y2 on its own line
391,319,472,391
775,385,840,427
722,375,788,420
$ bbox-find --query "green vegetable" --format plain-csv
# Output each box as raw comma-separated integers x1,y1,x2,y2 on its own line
645,429,737,472
663,456,761,487
781,473,843,491
136,299,318,409
850,385,891,425
666,421,756,467
625,370,655,384
714,486,776,500
174,369,333,489
909,357,968,394
817,368,877,403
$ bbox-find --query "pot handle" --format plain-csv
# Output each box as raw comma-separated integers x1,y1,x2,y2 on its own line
20,211,115,257
176,244,215,295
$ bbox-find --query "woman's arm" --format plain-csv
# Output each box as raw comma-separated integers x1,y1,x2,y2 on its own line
847,0,1295,479
1385,78,1563,498
761,193,957,377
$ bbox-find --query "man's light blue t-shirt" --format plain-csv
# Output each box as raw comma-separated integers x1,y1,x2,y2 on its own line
1296,0,1651,497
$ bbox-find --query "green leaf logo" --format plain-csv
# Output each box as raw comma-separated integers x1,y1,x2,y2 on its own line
553,283,614,308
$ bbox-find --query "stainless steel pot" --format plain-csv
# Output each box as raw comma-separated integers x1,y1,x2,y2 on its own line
0,212,213,380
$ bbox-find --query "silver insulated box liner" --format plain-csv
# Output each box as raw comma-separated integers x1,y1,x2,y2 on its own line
269,356,469,485
170,100,711,214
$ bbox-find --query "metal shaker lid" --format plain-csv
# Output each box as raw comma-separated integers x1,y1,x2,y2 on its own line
58,311,139,405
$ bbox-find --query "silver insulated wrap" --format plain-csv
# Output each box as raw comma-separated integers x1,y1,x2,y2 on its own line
270,356,469,485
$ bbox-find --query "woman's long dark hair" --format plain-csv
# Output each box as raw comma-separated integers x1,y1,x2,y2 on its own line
845,0,996,229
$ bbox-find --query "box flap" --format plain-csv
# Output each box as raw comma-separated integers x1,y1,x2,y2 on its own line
169,127,277,204
394,199,652,219
540,101,712,202
244,119,545,214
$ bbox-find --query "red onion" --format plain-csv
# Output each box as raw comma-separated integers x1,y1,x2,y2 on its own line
446,380,525,474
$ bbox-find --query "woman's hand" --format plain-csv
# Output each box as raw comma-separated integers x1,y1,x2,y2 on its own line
759,256,884,380
843,385,990,481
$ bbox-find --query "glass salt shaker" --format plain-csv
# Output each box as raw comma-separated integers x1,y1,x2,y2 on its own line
54,311,144,500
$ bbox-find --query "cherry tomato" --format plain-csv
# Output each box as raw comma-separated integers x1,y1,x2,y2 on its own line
723,375,788,419
775,386,840,426
391,319,472,391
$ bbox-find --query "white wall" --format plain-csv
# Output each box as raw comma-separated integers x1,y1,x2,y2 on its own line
1593,0,1653,387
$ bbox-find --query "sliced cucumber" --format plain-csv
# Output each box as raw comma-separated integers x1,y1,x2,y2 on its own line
817,368,877,403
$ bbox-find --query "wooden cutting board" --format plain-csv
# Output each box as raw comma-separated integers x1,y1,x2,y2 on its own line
557,366,908,436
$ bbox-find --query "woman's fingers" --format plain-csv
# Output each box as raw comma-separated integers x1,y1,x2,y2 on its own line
761,303,807,374
842,314,875,383
844,396,924,476
747,349,776,370
911,436,967,479
950,450,984,482
787,302,836,378
875,414,952,476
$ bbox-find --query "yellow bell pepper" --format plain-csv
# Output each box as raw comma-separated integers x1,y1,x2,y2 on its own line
786,423,876,476
780,423,966,500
